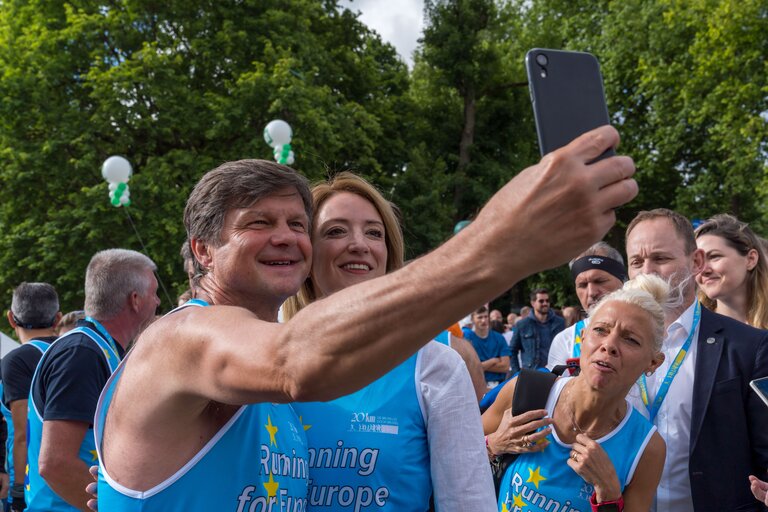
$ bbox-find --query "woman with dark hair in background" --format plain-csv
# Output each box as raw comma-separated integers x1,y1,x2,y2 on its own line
695,213,768,329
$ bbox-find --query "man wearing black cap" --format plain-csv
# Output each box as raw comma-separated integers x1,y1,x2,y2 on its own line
2,282,62,511
547,241,627,369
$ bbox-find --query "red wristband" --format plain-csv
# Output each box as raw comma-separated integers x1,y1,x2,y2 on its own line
485,435,495,457
589,491,623,512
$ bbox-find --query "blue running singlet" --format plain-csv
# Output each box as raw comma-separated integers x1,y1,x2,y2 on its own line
497,378,656,512
26,327,120,511
95,299,310,511
0,340,49,507
293,350,432,511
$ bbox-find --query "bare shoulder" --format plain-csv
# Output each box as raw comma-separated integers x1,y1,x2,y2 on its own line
643,430,666,463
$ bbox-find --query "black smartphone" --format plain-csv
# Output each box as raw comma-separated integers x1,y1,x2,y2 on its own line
750,376,768,409
525,48,614,160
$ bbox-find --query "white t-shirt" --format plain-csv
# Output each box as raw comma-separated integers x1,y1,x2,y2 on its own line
547,318,591,370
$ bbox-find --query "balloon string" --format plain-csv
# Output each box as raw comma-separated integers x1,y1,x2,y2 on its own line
122,207,175,311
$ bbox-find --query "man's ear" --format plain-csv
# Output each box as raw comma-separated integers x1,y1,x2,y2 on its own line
129,291,141,313
190,238,213,271
7,310,16,329
51,311,63,328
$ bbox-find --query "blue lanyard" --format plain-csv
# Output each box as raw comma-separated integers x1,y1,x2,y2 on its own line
85,316,121,359
637,302,701,422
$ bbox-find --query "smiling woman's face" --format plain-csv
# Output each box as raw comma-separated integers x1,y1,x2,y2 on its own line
310,192,388,297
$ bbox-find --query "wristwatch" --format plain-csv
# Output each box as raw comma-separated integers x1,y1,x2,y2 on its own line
589,492,624,512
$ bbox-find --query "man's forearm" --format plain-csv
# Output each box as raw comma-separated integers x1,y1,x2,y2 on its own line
11,436,26,490
482,358,509,373
40,456,92,512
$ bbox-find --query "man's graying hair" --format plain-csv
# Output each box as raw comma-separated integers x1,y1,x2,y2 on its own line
183,159,312,284
568,241,624,268
84,249,157,319
11,282,59,328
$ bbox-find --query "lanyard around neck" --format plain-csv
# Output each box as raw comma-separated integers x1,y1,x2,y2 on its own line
637,301,701,422
84,316,121,358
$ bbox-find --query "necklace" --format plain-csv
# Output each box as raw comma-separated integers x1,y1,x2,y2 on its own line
563,380,624,439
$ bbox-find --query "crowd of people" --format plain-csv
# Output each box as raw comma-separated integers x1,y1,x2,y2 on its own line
0,125,766,512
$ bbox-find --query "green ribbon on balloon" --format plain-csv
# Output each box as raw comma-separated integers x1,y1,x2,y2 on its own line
274,143,292,164
110,182,131,207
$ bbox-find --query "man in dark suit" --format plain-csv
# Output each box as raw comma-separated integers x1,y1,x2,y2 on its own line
625,208,768,511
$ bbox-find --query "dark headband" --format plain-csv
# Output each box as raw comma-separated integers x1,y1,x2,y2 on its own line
570,255,627,282
11,313,56,330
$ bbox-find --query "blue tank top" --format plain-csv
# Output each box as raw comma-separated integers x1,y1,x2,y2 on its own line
0,381,10,492
95,299,310,511
292,350,432,511
0,340,49,504
26,327,120,511
497,378,656,512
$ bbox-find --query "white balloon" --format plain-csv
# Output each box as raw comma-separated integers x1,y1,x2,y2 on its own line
286,152,295,166
102,156,132,183
108,182,118,192
263,120,292,147
120,195,130,205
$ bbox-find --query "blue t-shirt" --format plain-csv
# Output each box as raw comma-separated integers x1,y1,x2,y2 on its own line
464,329,511,383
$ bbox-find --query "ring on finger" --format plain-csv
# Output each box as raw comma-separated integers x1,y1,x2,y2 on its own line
571,452,579,462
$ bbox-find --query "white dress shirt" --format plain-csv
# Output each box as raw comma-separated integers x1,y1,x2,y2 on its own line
627,300,700,512
418,341,496,511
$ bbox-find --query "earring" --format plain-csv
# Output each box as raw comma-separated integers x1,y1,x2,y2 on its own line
645,371,654,377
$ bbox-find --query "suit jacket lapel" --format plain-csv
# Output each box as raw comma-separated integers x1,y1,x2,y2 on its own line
690,307,724,456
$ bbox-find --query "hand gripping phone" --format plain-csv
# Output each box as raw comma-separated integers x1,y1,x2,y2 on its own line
525,48,614,161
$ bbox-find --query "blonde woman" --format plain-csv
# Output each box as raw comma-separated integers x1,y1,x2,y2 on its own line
284,172,495,511
483,275,670,511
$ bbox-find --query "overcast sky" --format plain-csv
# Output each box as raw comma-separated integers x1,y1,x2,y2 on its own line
340,0,425,67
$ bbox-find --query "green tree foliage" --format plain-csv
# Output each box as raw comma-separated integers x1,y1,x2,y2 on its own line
0,0,764,321
411,0,767,309
0,0,410,316
398,0,537,258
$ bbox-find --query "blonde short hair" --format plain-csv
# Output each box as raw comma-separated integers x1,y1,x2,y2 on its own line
589,273,679,352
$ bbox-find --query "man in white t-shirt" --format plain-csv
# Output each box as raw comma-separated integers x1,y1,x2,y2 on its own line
546,241,626,369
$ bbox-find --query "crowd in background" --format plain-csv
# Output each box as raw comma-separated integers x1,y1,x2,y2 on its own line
0,137,767,512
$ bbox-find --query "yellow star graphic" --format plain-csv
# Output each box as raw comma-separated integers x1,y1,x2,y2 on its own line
299,415,312,431
501,502,510,512
89,449,99,462
263,471,279,499
512,493,527,509
526,466,547,489
265,415,279,447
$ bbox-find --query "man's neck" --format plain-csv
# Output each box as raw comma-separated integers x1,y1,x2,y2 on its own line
534,310,548,323
473,327,489,338
18,328,57,343
195,287,280,322
664,293,696,329
93,317,132,351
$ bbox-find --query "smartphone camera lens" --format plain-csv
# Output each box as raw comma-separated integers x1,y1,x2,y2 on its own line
536,54,548,67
